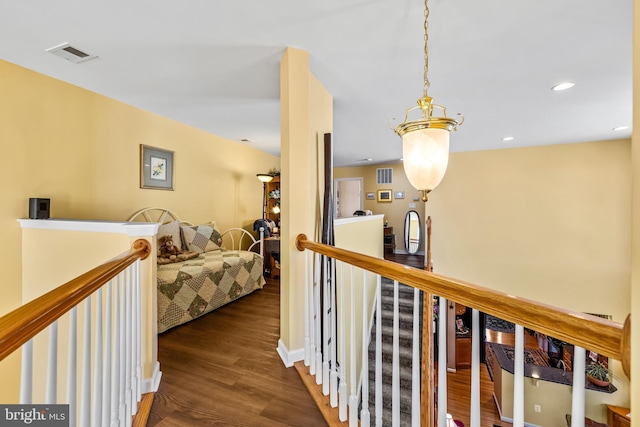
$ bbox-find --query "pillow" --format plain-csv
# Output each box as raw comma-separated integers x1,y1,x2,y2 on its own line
157,221,183,252
181,224,224,253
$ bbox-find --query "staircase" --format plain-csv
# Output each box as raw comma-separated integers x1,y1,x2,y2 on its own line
367,278,423,425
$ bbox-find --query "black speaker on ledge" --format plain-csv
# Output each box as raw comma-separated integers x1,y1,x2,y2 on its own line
29,198,50,219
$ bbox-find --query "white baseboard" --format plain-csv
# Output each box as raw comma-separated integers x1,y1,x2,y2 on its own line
277,339,304,368
141,361,162,393
493,392,543,427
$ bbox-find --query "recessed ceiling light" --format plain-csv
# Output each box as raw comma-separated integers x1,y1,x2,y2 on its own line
551,82,575,91
612,126,629,131
501,136,514,142
358,158,373,162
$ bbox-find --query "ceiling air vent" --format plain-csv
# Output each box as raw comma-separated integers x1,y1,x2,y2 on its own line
376,168,393,185
45,42,97,64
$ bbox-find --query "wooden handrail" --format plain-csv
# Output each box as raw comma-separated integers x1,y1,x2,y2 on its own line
0,239,151,362
296,234,631,378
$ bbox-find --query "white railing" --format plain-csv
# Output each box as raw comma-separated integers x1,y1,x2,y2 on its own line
296,235,629,427
0,240,151,427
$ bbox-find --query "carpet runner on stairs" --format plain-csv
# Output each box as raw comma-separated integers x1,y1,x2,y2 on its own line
365,277,423,426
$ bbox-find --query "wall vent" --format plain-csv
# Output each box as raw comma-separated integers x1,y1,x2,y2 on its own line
45,42,97,64
376,168,393,184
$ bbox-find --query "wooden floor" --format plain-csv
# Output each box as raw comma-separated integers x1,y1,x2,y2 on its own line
149,253,516,426
147,277,326,426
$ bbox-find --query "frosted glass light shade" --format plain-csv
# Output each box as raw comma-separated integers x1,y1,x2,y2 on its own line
257,173,273,183
402,127,450,194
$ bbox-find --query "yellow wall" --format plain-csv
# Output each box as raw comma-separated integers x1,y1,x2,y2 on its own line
631,0,640,417
280,47,333,355
426,140,632,409
334,215,384,392
0,59,279,402
335,163,424,253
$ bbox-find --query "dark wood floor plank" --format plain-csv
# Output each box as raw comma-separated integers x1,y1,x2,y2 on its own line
148,278,326,426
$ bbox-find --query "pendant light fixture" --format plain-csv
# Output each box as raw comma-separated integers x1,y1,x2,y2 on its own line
393,0,463,202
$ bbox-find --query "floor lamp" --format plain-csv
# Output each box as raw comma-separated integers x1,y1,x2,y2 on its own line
256,173,273,220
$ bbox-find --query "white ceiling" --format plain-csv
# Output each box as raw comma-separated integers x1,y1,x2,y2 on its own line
0,0,632,167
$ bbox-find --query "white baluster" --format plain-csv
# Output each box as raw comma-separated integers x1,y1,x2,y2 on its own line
375,276,382,427
111,275,121,427
338,262,347,422
571,346,586,427
67,307,77,427
470,309,480,427
20,339,33,404
304,250,311,366
348,266,358,427
392,280,400,426
309,252,317,376
437,297,448,426
125,267,133,422
93,288,104,426
315,252,322,384
46,321,58,404
80,296,92,427
330,258,338,407
119,272,126,425
360,272,370,426
135,260,142,405
513,324,525,426
103,281,112,427
323,256,330,395
411,288,420,427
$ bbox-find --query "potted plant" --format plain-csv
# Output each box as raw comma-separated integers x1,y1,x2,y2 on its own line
586,362,610,387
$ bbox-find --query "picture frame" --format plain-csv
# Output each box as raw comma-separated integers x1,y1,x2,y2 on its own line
377,189,392,202
140,144,174,190
366,192,375,200
394,191,405,200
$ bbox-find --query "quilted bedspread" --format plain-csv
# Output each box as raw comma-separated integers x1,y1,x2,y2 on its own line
156,249,265,333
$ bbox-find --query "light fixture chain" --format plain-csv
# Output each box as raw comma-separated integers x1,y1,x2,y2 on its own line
423,0,430,98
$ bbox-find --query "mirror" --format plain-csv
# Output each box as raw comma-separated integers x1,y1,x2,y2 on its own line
404,210,421,254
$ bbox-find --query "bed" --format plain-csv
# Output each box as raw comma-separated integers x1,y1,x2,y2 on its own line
128,208,266,333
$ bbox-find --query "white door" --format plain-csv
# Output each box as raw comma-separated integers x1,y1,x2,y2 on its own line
334,178,363,218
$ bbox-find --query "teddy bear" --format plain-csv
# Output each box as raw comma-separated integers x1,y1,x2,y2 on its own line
158,235,199,265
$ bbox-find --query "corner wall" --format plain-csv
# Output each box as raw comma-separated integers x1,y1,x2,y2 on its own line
279,47,333,362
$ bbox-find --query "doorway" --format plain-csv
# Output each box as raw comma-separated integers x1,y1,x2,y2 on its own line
334,178,363,218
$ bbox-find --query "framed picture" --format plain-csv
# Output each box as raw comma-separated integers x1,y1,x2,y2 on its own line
366,192,375,200
395,191,405,199
140,145,174,190
377,189,392,202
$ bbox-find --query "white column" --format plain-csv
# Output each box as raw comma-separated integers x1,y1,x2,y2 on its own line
338,262,348,422
348,266,358,427
67,307,77,427
470,309,480,427
322,256,330,395
375,276,382,427
437,297,448,426
80,296,92,427
330,258,338,407
571,346,587,427
20,339,33,404
360,272,370,426
92,288,104,426
392,281,400,425
315,253,322,382
411,288,421,427
513,324,525,426
103,281,113,427
46,321,58,404
304,250,311,366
